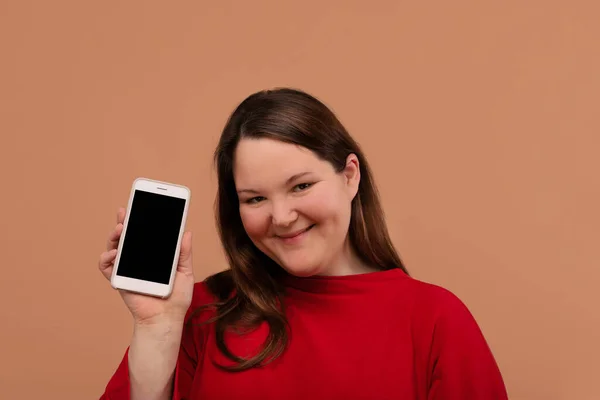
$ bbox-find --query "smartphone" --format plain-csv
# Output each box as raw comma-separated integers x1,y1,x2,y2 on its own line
110,177,191,298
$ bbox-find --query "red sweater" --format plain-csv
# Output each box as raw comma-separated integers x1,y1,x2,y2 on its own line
100,269,508,399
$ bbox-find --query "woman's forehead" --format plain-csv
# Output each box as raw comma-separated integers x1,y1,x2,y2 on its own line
235,139,320,169
233,138,331,187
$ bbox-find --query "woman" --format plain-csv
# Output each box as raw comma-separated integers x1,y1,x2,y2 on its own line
98,88,508,400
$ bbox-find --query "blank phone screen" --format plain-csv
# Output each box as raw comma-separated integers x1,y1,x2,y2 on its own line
116,190,186,284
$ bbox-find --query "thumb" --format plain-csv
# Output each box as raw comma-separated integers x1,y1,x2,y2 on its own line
178,231,193,271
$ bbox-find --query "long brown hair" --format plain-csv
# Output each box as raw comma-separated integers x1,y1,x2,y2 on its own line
194,88,408,372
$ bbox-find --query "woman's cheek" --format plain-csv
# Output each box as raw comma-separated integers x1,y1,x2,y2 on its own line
240,207,268,237
302,190,340,220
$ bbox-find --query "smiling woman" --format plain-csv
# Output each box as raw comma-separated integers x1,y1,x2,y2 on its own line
99,88,508,400
234,138,378,277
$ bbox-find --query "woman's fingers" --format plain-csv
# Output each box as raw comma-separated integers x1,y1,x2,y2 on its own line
177,231,193,273
98,249,117,280
117,207,126,224
105,207,126,251
99,208,126,282
106,223,123,252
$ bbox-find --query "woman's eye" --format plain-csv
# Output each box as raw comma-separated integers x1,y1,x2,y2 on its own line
294,183,312,192
246,196,265,204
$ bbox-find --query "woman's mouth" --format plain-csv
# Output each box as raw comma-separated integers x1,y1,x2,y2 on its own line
277,224,315,244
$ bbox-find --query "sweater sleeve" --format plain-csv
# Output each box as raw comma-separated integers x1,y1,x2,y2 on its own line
98,330,197,400
427,289,508,400
98,283,212,400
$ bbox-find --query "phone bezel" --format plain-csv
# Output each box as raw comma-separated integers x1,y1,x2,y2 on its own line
110,177,191,298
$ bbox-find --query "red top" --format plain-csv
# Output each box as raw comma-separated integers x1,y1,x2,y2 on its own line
100,269,508,399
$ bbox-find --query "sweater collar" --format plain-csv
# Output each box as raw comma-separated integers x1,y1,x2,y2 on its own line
282,267,409,295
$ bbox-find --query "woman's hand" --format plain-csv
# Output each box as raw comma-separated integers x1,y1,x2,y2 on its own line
98,207,195,325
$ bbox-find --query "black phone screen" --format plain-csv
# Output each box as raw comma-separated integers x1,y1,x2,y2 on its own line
116,190,186,285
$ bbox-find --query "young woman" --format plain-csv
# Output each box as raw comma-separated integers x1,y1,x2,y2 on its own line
98,88,508,400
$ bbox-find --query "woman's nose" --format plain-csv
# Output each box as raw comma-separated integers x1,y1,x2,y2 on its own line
271,201,298,227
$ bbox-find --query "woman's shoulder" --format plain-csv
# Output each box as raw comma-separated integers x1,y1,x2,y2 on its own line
400,274,478,325
185,270,235,323
189,281,217,308
403,276,492,344
407,276,465,304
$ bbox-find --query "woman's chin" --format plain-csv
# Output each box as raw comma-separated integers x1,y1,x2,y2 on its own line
281,263,321,278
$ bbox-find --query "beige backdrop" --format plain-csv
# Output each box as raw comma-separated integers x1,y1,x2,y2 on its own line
1,1,599,399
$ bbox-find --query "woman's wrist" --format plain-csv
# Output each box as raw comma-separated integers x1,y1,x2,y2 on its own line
133,317,185,341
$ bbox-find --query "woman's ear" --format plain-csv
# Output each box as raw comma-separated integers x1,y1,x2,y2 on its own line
342,153,361,199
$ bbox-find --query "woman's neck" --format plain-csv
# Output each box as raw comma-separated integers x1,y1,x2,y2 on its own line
316,239,379,277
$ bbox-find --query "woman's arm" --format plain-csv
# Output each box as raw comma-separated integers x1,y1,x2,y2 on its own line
427,289,508,400
128,320,184,400
100,315,199,400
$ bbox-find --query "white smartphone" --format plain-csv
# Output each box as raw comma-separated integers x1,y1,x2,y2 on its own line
110,177,191,298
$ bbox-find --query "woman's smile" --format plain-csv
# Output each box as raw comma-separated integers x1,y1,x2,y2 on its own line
275,224,315,245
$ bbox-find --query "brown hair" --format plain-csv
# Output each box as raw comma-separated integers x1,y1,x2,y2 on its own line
194,88,408,372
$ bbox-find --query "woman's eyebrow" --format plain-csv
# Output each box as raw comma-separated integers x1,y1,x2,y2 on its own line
237,171,314,194
285,171,313,185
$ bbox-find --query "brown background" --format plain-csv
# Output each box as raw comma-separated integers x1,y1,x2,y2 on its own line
1,1,598,399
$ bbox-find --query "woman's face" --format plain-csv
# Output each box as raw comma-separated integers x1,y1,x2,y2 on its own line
233,137,361,277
